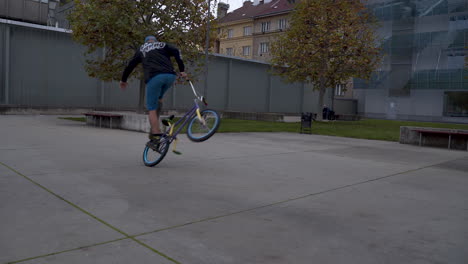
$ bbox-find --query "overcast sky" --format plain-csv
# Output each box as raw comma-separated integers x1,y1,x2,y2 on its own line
220,0,245,12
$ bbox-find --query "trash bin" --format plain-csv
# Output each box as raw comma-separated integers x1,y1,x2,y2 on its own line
300,112,313,134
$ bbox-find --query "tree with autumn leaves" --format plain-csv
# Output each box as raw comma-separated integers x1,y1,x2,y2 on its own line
271,0,382,119
69,0,216,111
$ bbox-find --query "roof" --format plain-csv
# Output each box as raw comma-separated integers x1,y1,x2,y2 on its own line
218,0,294,24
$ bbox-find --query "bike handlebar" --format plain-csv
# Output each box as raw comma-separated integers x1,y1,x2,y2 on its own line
187,80,208,106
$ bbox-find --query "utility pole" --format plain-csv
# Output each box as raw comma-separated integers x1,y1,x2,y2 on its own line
203,0,211,96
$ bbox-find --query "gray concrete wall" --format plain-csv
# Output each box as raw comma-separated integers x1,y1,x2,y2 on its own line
8,25,97,107
1,20,329,115
0,23,5,103
10,18,467,124
334,98,357,115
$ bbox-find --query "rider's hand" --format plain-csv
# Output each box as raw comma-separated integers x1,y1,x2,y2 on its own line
180,72,188,79
120,81,128,90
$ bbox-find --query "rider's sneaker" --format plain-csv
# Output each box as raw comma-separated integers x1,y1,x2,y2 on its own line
148,133,163,140
146,139,161,151
147,133,163,151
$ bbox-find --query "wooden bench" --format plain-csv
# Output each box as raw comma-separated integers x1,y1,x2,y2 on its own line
83,112,123,129
412,128,468,150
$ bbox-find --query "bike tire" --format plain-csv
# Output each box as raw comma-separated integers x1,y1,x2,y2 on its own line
142,139,170,167
187,109,220,142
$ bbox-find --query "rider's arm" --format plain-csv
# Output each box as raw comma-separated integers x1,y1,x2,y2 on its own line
121,51,143,82
166,44,185,73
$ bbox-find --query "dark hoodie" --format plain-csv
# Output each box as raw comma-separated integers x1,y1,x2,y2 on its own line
121,42,185,83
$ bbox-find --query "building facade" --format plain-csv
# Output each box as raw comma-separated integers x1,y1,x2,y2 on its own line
216,0,356,100
218,0,468,121
216,0,294,61
54,0,74,29
355,0,468,121
0,0,60,26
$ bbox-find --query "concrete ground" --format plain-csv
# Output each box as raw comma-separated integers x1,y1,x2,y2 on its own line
1,115,467,264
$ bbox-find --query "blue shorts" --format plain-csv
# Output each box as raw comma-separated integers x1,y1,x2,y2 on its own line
146,73,176,111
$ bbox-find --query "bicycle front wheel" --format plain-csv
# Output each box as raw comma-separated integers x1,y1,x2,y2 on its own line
142,139,170,167
187,109,220,142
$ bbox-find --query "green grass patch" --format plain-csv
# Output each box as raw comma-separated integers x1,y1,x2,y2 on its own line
59,117,86,122
218,118,468,142
59,116,468,142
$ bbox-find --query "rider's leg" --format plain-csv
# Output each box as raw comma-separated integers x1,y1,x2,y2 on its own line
146,74,176,138
148,110,161,134
146,76,164,137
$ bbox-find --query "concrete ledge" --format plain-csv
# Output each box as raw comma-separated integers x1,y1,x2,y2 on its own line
0,106,137,115
0,106,95,115
400,126,468,151
119,112,151,133
80,110,303,133
84,111,174,133
84,112,123,129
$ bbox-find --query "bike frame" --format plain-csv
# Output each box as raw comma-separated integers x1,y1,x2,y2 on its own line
160,81,206,144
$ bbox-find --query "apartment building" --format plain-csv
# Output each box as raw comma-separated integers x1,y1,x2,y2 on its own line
216,0,295,61
215,0,356,100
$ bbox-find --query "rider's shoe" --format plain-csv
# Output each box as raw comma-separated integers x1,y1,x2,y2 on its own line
146,140,159,151
147,133,163,151
148,133,163,140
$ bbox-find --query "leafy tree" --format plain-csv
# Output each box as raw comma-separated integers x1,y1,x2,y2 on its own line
270,0,382,119
69,0,216,111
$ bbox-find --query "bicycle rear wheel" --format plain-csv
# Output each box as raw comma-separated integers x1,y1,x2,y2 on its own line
187,109,220,142
142,139,170,167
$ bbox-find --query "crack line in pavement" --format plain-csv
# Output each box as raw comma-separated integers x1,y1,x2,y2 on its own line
0,162,182,264
132,157,465,238
5,238,127,264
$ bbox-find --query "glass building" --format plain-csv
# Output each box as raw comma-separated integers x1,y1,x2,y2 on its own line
354,0,468,121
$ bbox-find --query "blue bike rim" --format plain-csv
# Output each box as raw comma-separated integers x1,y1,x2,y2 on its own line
187,110,220,140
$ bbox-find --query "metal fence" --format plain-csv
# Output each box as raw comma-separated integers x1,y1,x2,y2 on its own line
1,19,335,115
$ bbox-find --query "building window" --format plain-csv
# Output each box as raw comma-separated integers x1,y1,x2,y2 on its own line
335,84,346,96
226,48,233,56
261,22,270,33
242,46,251,56
227,29,234,38
260,42,269,54
278,19,287,30
243,26,252,36
444,92,468,117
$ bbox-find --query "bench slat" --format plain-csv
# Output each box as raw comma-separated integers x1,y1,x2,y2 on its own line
84,112,123,118
412,130,468,136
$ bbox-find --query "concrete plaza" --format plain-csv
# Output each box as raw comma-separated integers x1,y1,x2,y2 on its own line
1,115,467,264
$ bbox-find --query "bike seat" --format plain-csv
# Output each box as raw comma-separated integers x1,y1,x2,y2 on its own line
162,115,175,126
